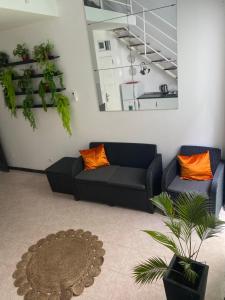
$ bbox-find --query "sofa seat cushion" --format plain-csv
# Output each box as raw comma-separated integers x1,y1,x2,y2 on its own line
107,167,146,190
168,176,212,197
75,165,119,184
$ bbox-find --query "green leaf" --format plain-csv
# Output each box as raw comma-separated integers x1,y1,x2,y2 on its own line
133,257,168,284
151,193,174,217
144,230,181,255
179,260,198,284
164,220,182,240
55,93,72,135
195,214,225,241
175,193,208,226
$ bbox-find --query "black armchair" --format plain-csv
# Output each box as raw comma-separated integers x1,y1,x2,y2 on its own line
162,146,224,216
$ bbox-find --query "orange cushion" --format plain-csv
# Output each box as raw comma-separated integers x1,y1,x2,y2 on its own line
177,151,213,181
79,144,110,170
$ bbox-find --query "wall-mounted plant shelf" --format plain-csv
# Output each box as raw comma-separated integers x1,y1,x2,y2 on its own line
5,56,60,67
16,104,56,109
12,72,63,81
15,88,66,96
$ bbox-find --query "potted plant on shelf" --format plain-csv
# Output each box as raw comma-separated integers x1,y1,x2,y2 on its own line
33,41,54,66
0,68,17,116
0,52,9,67
133,193,225,300
13,43,30,61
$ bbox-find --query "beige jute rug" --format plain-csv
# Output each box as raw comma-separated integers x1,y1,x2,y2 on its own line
12,229,105,299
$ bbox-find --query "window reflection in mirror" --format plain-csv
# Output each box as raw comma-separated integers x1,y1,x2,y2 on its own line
84,0,178,111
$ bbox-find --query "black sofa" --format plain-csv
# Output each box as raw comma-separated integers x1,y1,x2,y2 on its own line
162,145,224,216
73,142,162,213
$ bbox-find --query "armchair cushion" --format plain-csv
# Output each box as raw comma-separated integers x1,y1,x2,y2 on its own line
168,176,212,197
108,167,146,190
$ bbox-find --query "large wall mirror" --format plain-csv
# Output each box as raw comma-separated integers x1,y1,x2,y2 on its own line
83,0,178,111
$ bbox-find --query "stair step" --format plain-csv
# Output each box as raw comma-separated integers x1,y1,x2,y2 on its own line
113,27,128,32
164,66,177,71
129,43,145,47
152,59,167,63
117,35,135,39
140,50,161,55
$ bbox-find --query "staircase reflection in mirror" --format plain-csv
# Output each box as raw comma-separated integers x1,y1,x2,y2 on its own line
84,0,178,111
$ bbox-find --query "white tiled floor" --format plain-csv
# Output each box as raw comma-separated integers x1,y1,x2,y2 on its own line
0,171,225,299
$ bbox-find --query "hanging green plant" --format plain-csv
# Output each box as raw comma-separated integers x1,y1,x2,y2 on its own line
17,67,34,93
43,62,57,100
38,80,48,112
33,41,54,66
54,93,72,135
0,68,17,116
13,43,30,61
22,94,36,129
38,62,59,111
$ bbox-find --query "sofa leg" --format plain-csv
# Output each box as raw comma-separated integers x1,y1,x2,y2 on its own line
108,202,115,207
74,195,79,201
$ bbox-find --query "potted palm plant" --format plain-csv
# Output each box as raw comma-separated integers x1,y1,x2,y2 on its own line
133,193,224,300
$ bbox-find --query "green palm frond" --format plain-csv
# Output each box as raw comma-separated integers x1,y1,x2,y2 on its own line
133,257,168,284
175,193,208,225
144,230,181,255
164,220,182,240
151,193,174,217
179,260,198,284
195,215,225,241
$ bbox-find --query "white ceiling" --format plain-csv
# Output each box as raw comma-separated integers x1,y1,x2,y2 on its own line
0,7,54,31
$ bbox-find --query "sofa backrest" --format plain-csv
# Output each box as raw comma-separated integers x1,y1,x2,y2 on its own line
180,145,221,175
90,142,157,169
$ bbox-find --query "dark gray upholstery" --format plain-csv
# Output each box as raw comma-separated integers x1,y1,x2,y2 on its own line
74,142,162,213
162,146,224,216
90,142,156,169
75,166,119,184
107,167,146,190
168,176,212,197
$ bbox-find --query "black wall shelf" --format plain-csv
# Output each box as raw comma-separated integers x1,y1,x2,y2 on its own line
5,55,60,67
16,104,56,109
12,72,62,81
15,88,66,96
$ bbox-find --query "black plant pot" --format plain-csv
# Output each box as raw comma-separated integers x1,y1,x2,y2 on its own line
163,255,209,300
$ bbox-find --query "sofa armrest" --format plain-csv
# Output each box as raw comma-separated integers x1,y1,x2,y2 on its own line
209,162,224,216
162,157,179,191
146,154,162,198
72,156,83,178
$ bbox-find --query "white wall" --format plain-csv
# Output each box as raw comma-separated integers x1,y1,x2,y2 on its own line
0,0,58,16
0,0,224,170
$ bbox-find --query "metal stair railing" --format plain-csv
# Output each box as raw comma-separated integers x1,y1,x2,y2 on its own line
97,0,177,63
130,0,177,61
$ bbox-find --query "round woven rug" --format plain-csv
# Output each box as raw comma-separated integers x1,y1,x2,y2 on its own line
12,229,105,299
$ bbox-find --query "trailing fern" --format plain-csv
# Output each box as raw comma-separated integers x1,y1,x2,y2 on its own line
54,93,72,135
0,68,17,116
22,94,36,129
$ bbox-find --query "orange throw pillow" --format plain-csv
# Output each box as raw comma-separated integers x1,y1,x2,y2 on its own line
177,151,213,181
80,144,110,170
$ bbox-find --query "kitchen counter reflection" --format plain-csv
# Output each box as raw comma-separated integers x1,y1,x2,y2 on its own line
137,92,178,99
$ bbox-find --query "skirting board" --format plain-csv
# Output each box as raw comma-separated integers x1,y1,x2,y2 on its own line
9,167,45,174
